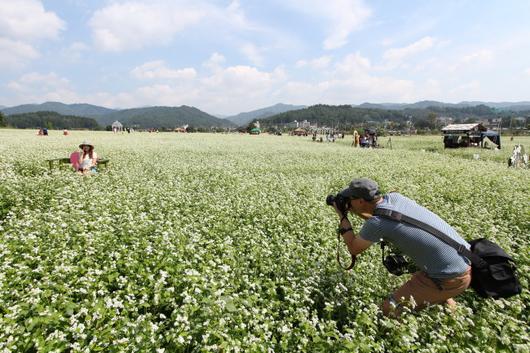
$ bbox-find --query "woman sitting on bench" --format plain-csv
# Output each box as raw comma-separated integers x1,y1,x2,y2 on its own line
73,141,98,174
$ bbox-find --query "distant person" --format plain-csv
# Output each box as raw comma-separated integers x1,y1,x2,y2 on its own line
352,130,359,147
63,129,69,136
42,128,48,136
74,141,98,174
360,135,368,147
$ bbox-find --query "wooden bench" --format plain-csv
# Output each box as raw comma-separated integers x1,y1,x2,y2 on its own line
46,158,110,170
98,159,110,169
46,158,71,170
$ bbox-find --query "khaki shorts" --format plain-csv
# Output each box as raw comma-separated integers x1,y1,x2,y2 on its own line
388,266,472,311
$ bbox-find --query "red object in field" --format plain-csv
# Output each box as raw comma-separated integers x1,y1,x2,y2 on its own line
70,151,80,170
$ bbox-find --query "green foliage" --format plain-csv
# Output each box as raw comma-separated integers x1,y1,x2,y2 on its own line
261,104,528,131
1,102,116,118
98,106,235,129
264,104,410,128
5,111,100,130
0,112,6,127
0,130,528,352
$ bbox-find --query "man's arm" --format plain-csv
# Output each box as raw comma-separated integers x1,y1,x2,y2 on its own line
339,216,373,256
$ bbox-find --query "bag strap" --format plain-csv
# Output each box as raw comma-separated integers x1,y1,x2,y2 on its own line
373,207,488,268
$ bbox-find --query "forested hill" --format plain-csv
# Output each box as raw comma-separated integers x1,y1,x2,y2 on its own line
2,102,115,117
225,103,306,126
262,105,409,126
98,106,235,128
5,111,100,129
356,100,530,111
260,104,528,128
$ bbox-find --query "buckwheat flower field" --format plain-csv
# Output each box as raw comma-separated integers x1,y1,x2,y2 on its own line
0,129,528,352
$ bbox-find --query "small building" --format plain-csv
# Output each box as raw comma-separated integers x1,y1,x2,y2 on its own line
292,127,308,136
441,123,501,149
111,121,123,133
250,127,261,135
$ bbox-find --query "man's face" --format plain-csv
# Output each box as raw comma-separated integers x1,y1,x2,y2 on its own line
348,198,365,216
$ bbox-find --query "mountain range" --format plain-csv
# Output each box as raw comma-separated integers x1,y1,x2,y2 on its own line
355,100,530,111
1,102,232,129
98,106,234,129
2,100,529,129
224,103,306,125
2,101,115,117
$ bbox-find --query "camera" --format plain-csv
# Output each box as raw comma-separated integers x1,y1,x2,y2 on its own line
326,193,350,214
383,254,409,276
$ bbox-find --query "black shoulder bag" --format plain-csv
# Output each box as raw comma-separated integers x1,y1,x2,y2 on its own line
373,208,522,299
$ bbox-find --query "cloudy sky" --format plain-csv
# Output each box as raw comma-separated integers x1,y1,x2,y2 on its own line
1,0,530,115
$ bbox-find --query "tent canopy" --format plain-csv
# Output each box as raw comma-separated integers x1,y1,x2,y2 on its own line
441,123,486,133
481,130,501,148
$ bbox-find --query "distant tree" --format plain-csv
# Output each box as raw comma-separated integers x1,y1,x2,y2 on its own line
6,111,100,129
427,112,437,129
0,112,6,127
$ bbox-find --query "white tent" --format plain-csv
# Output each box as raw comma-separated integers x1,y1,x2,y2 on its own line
111,121,123,132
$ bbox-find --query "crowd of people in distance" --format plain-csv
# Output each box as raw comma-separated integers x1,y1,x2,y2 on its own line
352,130,377,148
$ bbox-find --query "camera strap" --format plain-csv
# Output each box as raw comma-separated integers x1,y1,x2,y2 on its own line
373,208,487,268
380,241,387,262
336,233,356,270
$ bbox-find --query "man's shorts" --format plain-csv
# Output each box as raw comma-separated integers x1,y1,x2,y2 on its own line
389,266,472,310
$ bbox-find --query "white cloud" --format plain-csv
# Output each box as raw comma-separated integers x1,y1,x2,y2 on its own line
447,80,481,100
524,68,530,76
460,49,493,64
283,0,371,50
0,1,64,68
202,52,226,73
278,51,418,105
448,49,494,72
383,36,435,63
295,56,332,69
8,72,70,91
0,38,39,68
0,0,65,41
88,0,263,52
7,72,79,103
89,1,204,51
60,41,90,62
131,61,197,80
107,63,287,113
240,43,264,66
201,65,280,92
335,52,371,75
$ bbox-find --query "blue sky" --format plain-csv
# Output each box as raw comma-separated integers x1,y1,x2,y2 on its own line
1,0,530,115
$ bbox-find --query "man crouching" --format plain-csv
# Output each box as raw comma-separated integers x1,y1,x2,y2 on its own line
328,178,471,317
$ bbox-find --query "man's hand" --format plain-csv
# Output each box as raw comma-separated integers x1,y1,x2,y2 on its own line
333,202,347,220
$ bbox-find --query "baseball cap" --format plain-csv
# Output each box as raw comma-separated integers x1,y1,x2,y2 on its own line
339,178,380,201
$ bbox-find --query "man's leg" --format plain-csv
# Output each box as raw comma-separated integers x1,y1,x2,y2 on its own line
382,267,471,317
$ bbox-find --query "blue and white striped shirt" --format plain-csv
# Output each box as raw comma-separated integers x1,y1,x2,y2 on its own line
360,193,470,279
